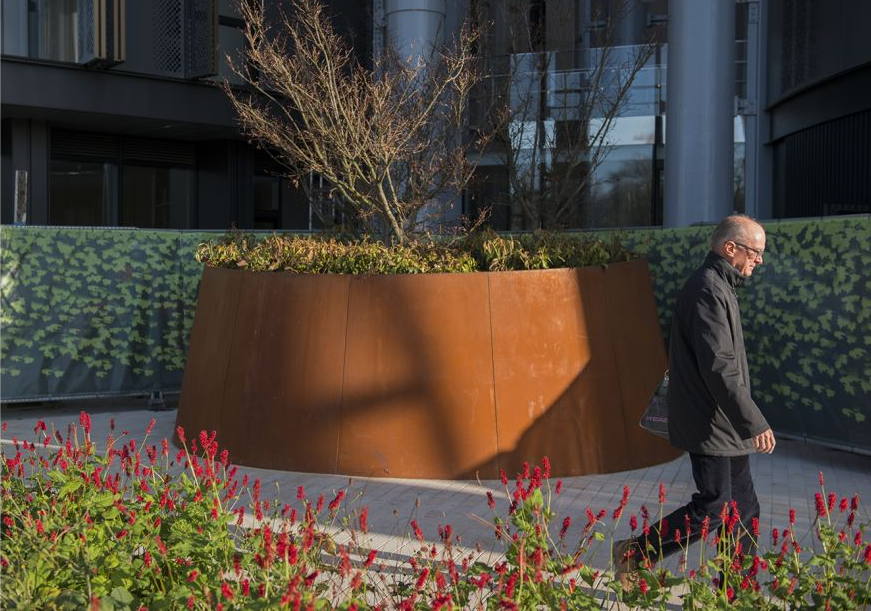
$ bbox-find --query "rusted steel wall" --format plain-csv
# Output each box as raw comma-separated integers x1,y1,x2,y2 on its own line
177,259,681,479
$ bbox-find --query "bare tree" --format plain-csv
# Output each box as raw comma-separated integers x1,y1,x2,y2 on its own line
472,0,661,230
222,0,493,244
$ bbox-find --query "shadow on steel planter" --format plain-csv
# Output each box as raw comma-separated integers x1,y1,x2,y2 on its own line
176,258,682,479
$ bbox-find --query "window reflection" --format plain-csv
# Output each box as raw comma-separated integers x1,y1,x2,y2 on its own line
121,165,193,229
50,160,117,226
28,0,79,62
253,174,280,229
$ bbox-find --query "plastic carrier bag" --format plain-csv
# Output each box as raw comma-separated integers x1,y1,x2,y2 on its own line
640,371,670,439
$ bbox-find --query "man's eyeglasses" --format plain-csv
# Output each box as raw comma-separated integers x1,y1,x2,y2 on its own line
731,241,764,261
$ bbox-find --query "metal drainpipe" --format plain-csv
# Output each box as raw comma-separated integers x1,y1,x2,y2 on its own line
663,0,735,227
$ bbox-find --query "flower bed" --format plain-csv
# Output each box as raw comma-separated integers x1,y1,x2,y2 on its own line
2,416,869,610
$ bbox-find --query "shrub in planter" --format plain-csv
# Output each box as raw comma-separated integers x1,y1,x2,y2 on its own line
2,416,870,609
193,230,637,275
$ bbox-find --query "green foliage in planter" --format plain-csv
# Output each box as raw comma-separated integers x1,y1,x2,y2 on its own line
195,233,478,274
464,230,636,271
195,230,637,274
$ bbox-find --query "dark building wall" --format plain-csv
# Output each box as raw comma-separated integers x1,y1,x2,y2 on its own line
773,109,871,218
1,0,370,230
1,119,13,223
767,0,871,106
766,0,871,218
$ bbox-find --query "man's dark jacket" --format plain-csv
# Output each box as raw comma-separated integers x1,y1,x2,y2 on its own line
666,251,769,456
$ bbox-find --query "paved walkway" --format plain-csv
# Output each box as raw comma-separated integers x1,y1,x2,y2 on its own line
4,397,871,606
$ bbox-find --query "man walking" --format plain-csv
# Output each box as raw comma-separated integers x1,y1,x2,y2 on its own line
614,215,775,588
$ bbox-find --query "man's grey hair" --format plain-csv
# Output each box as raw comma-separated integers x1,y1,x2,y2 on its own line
710,214,763,251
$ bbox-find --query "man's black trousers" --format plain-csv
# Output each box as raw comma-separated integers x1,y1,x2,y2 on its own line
634,453,760,563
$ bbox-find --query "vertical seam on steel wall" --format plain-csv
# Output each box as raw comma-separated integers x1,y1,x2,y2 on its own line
486,273,502,476
217,269,245,442
602,264,634,466
334,276,352,474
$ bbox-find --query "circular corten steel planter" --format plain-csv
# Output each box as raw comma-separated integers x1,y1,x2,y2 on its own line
176,258,682,479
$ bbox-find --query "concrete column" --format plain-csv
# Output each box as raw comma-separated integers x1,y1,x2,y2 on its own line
385,0,446,65
663,0,735,227
385,0,461,229
609,0,649,48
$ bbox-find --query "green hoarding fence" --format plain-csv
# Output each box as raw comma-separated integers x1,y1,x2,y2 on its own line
1,227,216,401
1,217,870,452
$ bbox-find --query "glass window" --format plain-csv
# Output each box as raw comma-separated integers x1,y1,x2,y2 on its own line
121,165,194,229
2,0,28,56
28,0,79,62
253,174,280,229
218,0,242,19
49,160,118,226
216,25,247,84
584,145,654,228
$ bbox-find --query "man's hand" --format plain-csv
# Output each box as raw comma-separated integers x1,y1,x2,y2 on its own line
753,428,776,453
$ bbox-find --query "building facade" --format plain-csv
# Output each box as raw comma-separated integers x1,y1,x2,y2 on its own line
1,0,368,230
2,0,869,231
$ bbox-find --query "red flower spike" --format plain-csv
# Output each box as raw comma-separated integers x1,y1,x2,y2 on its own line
555,480,563,494
410,519,423,542
365,550,377,567
630,514,637,531
328,490,345,512
79,412,92,435
818,471,824,487
221,581,234,600
815,492,827,517
658,484,666,505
